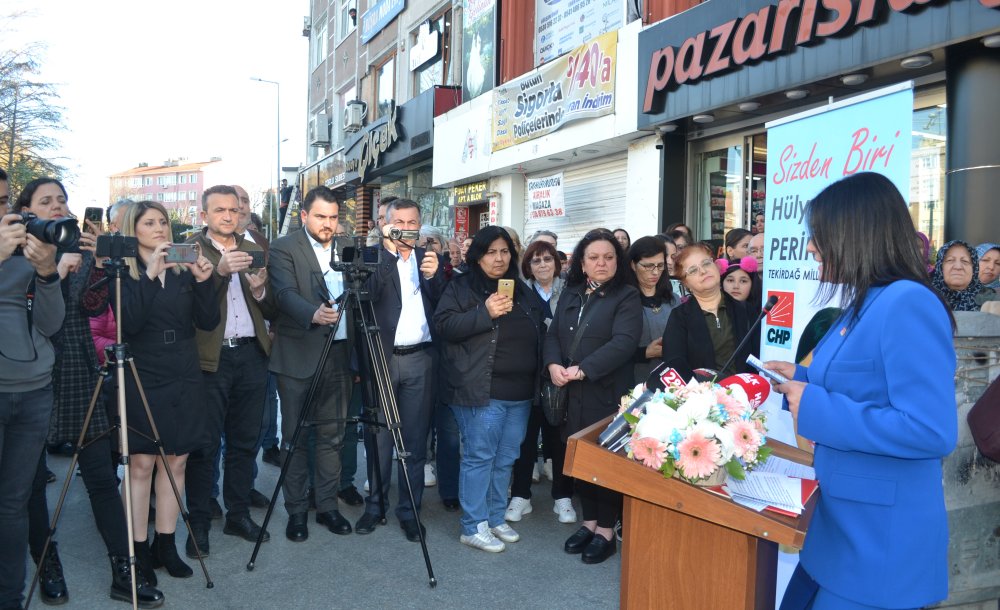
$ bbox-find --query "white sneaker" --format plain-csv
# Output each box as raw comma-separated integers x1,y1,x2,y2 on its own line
553,498,577,523
363,479,369,493
460,521,505,553
542,458,554,481
531,462,540,483
504,497,533,522
424,463,437,487
490,523,520,543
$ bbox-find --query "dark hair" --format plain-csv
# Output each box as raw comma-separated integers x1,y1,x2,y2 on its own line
0,167,7,181
667,229,690,246
302,186,337,212
201,184,238,211
250,212,264,233
724,228,752,255
665,222,691,236
566,229,628,289
625,236,674,301
807,172,952,325
521,240,562,279
14,177,68,213
557,250,568,263
613,228,631,245
386,198,421,221
465,225,520,289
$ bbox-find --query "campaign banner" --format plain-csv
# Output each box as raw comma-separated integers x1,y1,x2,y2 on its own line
761,84,913,363
462,0,496,102
535,0,623,66
527,173,566,220
492,31,617,152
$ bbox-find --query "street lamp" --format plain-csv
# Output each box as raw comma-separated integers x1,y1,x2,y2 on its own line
251,77,280,238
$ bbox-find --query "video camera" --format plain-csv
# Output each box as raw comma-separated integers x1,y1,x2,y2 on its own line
12,212,81,255
387,227,420,241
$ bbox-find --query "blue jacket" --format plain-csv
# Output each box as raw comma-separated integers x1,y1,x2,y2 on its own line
795,280,956,608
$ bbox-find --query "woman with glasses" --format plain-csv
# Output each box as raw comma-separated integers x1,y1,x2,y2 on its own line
661,244,760,381
625,237,679,383
506,240,567,523
545,229,642,564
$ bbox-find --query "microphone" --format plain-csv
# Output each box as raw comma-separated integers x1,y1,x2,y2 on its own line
599,362,678,448
717,373,771,409
711,295,778,383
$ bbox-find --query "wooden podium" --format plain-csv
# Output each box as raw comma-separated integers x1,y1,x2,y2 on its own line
565,417,817,610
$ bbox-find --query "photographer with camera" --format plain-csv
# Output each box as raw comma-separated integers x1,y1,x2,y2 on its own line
0,193,66,610
115,201,220,585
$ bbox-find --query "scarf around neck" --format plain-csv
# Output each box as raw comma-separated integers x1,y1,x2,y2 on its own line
932,240,983,312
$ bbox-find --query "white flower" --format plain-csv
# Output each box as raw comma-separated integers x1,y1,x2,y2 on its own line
726,384,750,407
677,388,714,423
635,407,686,443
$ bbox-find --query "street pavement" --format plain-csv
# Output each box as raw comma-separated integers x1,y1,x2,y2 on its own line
26,445,621,610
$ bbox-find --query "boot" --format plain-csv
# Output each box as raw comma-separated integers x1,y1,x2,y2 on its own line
109,555,165,608
133,539,157,587
33,542,69,605
149,532,193,578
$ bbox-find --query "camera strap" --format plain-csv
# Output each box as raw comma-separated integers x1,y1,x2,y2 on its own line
25,276,35,328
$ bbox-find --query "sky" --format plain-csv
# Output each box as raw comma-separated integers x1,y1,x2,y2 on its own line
5,0,310,216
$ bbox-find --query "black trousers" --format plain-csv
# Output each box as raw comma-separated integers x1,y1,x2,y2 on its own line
577,480,621,529
548,435,575,501
509,404,560,499
187,342,268,525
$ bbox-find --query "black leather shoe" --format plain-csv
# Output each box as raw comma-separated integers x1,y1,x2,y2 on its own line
110,555,164,608
286,513,308,542
442,498,460,512
46,469,57,484
316,510,352,535
224,515,269,542
47,441,74,456
36,543,69,605
581,533,616,564
262,446,281,467
399,519,426,543
209,498,223,520
249,488,269,508
564,526,595,554
354,513,379,535
337,486,364,506
185,526,210,559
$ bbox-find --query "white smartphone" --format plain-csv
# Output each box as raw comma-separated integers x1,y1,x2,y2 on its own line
746,354,790,385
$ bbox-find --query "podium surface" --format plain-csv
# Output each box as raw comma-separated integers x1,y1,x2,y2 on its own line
565,417,817,610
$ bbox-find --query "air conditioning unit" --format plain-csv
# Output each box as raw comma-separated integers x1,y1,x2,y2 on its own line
344,100,367,133
309,113,330,147
302,16,311,37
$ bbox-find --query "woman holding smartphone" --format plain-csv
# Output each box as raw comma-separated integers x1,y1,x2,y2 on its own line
434,226,545,553
116,201,220,584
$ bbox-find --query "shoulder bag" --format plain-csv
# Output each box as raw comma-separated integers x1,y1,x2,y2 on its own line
541,296,599,426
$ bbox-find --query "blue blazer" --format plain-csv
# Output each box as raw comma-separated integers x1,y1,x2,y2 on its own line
794,280,956,608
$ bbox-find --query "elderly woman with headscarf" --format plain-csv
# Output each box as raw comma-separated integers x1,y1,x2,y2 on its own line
931,240,992,312
975,243,1000,306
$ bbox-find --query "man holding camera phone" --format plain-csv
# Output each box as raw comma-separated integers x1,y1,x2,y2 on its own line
0,180,66,610
184,185,277,556
355,199,445,542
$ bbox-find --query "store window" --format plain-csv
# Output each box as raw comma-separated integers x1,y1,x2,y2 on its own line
379,163,453,237
338,0,357,43
375,55,395,118
910,89,947,252
413,10,452,96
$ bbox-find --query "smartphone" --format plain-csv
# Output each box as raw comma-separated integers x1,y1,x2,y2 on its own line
746,354,790,385
497,279,515,299
164,243,199,264
248,250,266,269
84,207,104,230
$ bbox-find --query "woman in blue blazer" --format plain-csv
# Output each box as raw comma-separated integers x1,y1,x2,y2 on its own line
767,173,957,610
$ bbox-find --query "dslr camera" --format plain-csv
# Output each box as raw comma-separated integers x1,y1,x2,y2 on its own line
13,212,81,255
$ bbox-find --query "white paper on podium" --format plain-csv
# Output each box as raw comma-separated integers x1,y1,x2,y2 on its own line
726,472,802,513
756,455,815,481
730,494,770,512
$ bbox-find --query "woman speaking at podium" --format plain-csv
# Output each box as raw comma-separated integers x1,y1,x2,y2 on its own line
766,173,957,610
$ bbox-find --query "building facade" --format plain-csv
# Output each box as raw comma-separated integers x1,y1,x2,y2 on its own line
108,158,224,224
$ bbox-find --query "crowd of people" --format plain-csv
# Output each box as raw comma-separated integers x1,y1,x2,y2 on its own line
0,167,975,610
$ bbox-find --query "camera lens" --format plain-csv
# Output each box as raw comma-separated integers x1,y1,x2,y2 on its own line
23,214,81,250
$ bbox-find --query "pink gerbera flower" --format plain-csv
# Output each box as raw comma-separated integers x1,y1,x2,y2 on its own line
729,420,760,459
632,436,668,469
716,391,746,419
676,432,721,479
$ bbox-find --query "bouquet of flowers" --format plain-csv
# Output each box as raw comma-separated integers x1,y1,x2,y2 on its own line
620,377,771,484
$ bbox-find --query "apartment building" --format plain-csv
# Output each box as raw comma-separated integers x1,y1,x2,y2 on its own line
108,158,225,224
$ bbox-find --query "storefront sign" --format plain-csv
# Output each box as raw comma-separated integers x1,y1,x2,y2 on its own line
360,0,405,44
454,206,469,241
760,84,912,361
346,103,400,184
488,197,498,225
410,22,441,71
462,0,497,102
454,180,488,205
526,173,566,220
493,31,616,152
535,0,623,66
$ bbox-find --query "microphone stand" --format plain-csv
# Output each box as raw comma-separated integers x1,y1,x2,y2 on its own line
711,296,778,384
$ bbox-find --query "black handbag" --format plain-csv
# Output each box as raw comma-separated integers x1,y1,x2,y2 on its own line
541,298,598,426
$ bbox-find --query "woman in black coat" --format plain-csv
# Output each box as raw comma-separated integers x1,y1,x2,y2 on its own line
661,244,759,381
544,229,642,565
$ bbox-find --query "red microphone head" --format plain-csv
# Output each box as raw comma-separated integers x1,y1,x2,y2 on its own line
718,373,771,409
658,367,685,389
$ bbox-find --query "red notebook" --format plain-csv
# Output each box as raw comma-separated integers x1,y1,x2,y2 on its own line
704,477,819,517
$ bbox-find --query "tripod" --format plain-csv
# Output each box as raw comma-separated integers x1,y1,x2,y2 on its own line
247,240,437,587
25,256,213,610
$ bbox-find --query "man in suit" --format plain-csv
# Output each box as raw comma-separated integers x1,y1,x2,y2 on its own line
184,185,276,557
268,186,354,541
355,199,445,542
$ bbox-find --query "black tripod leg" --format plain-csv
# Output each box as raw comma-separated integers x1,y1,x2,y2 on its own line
366,406,387,523
127,360,214,589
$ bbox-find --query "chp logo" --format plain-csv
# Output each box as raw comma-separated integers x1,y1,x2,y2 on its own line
765,290,794,349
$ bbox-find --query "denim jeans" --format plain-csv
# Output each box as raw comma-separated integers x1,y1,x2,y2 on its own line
450,399,531,536
0,386,54,609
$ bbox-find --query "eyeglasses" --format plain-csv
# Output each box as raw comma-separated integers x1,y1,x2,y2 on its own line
530,256,554,265
684,259,716,277
636,262,666,272
748,247,763,256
